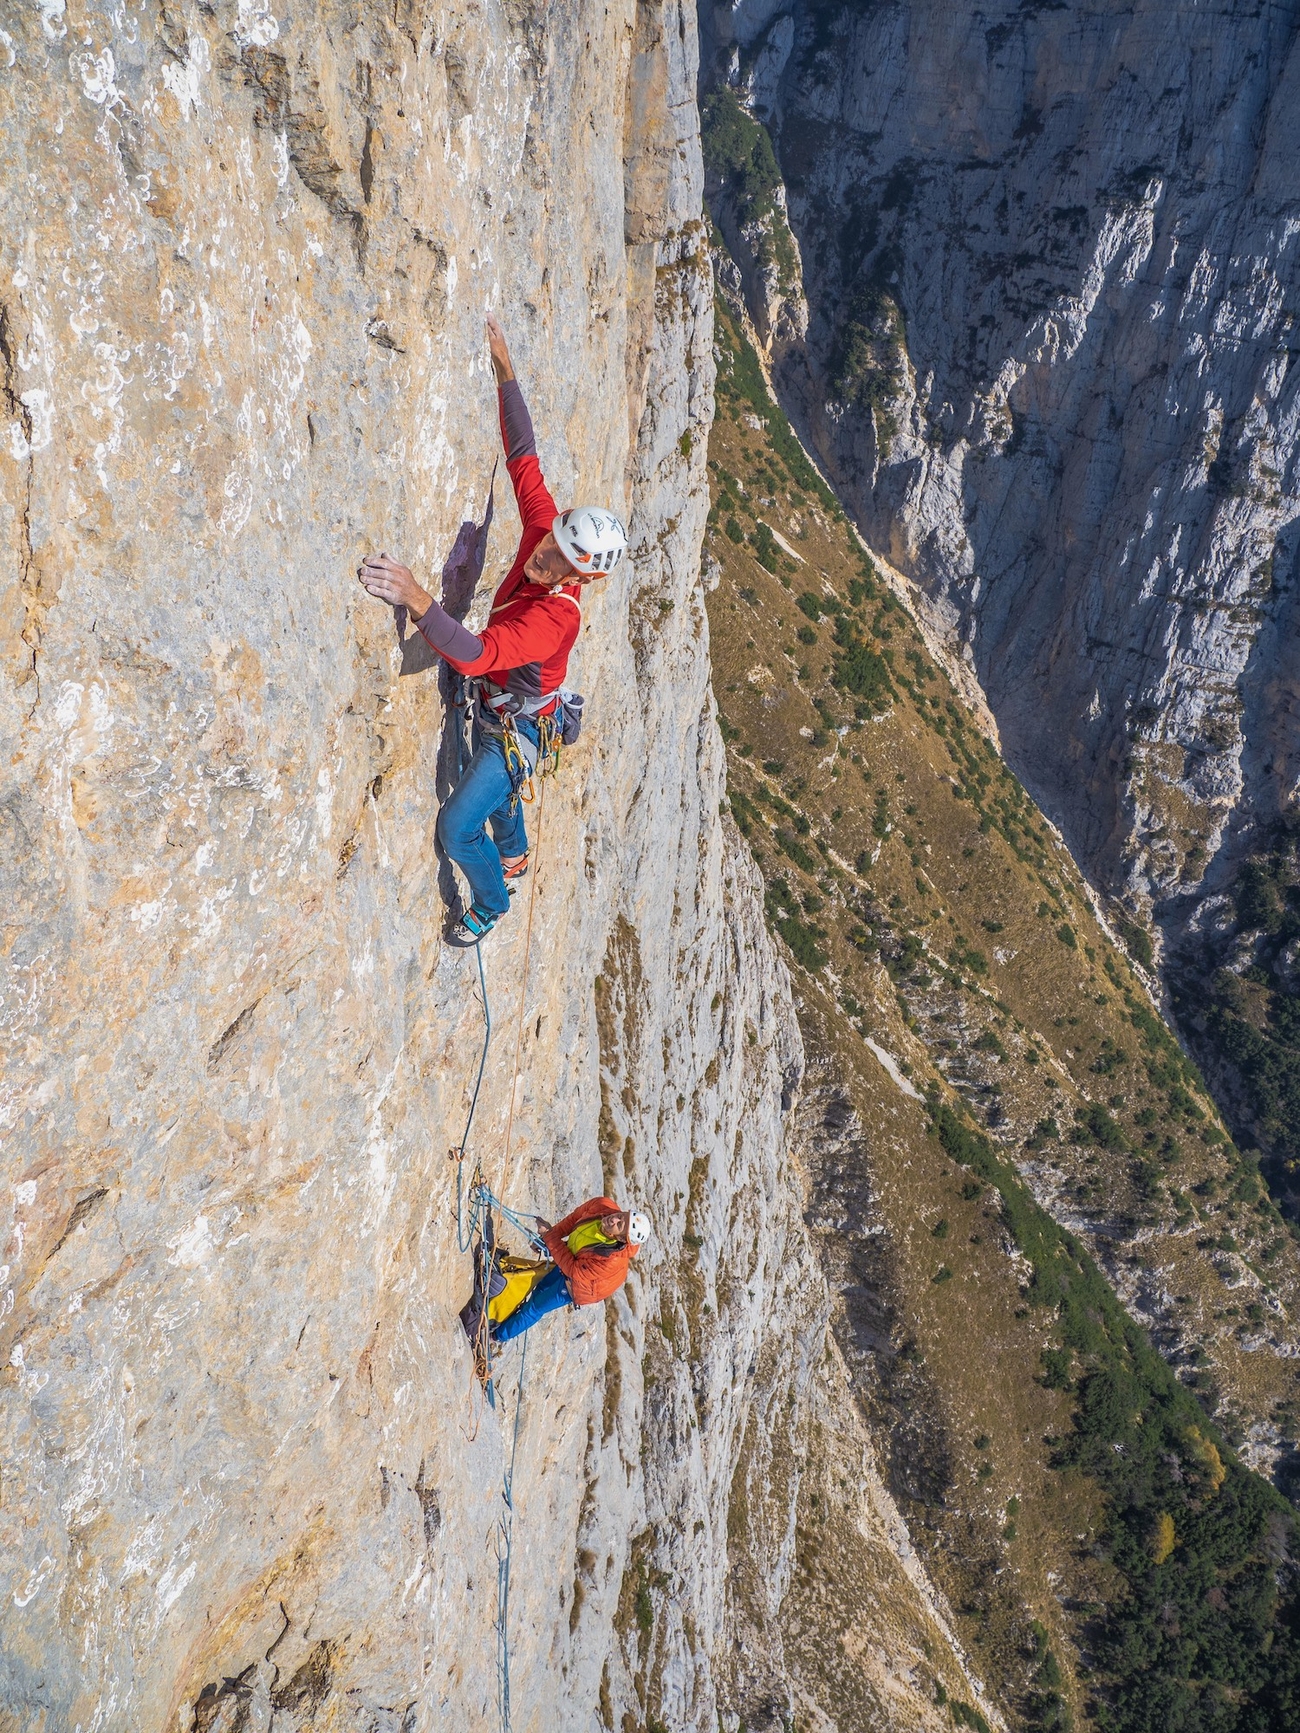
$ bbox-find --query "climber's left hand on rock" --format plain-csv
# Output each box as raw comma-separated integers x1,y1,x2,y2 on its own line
358,552,433,619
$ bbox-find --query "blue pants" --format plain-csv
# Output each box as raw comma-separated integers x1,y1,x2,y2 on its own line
492,1265,571,1343
438,718,536,917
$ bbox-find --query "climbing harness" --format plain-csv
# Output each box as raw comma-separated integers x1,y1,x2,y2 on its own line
465,676,579,810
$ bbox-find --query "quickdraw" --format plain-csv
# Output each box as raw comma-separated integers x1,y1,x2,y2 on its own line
500,719,533,803
501,710,563,807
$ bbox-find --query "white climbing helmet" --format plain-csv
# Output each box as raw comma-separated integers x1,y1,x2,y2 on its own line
627,1211,652,1247
553,506,627,576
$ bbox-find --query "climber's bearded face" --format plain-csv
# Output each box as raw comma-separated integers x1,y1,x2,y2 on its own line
601,1210,630,1242
525,531,599,588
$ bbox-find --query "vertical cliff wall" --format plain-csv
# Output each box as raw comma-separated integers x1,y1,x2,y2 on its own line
700,0,1300,955
0,0,739,1723
0,4,990,1729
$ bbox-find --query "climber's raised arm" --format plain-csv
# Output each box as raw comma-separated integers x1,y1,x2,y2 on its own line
487,312,555,535
485,309,515,385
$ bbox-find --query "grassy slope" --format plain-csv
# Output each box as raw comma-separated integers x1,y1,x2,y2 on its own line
704,288,1300,1732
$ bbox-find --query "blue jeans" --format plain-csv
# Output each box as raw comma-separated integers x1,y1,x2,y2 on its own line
492,1265,571,1343
438,718,536,917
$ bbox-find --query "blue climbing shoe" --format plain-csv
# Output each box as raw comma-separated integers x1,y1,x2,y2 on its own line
448,904,505,947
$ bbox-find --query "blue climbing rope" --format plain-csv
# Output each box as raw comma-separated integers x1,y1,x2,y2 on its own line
477,1185,548,1254
462,943,492,1147
454,943,494,1253
496,1330,528,1733
445,916,542,1733
450,927,546,1257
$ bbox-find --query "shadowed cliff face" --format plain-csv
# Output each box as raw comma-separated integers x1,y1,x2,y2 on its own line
699,0,1300,955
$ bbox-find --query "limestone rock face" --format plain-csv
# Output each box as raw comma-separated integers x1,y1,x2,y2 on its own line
701,0,1300,940
1,0,731,1724
0,4,980,1729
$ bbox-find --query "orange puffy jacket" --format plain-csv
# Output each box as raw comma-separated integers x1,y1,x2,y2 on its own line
543,1196,639,1307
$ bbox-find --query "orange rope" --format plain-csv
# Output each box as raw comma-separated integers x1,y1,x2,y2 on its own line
501,775,547,1174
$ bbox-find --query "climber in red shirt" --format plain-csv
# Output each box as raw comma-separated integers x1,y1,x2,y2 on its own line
357,313,628,945
489,1198,652,1345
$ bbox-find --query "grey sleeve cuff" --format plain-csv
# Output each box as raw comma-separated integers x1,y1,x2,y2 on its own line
500,378,537,461
414,599,484,662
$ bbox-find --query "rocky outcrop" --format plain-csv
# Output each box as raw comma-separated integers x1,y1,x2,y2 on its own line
0,3,981,1729
700,0,1300,964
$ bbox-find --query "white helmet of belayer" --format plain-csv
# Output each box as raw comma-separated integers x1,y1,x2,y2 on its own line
627,1212,652,1247
553,506,627,576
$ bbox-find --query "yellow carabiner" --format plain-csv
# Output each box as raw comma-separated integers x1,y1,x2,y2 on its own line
502,720,536,804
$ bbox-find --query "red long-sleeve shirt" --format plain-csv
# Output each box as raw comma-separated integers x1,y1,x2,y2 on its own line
415,382,582,712
543,1196,638,1307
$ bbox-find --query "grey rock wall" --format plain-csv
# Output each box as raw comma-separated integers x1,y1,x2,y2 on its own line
0,3,977,1729
701,0,1300,949
0,0,753,1725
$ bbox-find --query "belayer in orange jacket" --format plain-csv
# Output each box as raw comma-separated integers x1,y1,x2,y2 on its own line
486,1198,652,1345
357,313,628,946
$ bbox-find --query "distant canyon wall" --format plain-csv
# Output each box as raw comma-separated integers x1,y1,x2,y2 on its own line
701,0,1300,949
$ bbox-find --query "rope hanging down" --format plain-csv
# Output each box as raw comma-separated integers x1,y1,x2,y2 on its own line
446,756,551,1733
454,942,493,1253
495,1333,528,1733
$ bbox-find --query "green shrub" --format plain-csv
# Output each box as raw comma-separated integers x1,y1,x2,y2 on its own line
1074,1101,1128,1151
950,1703,990,1733
887,932,924,979
753,521,780,572
848,569,880,607
830,614,894,711
1026,1115,1060,1151
1092,1038,1129,1075
829,282,906,455
950,940,989,977
764,876,828,972
1041,1347,1073,1389
727,789,759,836
775,829,818,874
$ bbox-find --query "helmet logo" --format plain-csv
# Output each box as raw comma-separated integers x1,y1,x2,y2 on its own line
552,506,628,576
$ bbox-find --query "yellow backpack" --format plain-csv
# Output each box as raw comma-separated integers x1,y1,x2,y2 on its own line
487,1256,549,1324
